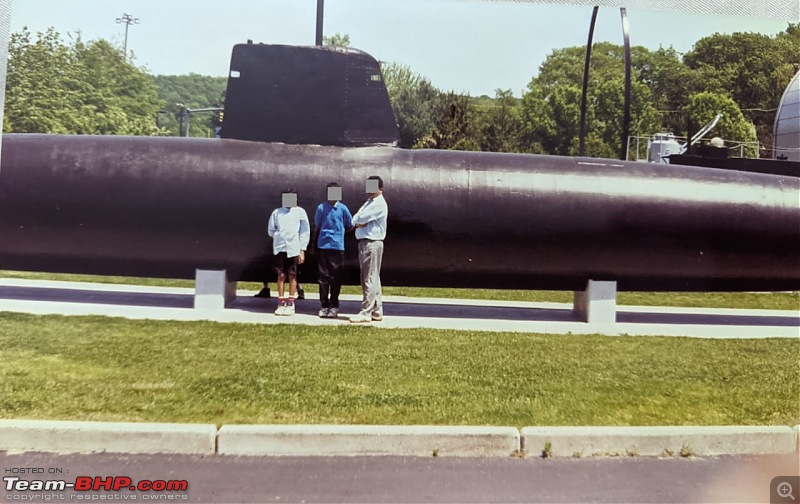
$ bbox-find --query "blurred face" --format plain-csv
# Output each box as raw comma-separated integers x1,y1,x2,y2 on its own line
282,193,297,208
366,179,381,197
327,186,342,203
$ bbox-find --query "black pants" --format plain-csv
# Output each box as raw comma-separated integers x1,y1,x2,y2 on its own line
318,249,344,308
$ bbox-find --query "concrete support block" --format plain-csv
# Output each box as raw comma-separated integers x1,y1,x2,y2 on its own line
0,419,217,455
194,269,236,309
218,424,520,457
521,426,797,457
573,280,617,323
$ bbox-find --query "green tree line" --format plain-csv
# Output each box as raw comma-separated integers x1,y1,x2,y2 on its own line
4,25,798,158
4,28,162,135
384,24,798,158
4,27,226,138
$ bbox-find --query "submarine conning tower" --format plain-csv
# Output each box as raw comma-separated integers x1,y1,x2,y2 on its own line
221,43,400,147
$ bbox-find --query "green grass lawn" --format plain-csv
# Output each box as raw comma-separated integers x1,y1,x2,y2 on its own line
2,270,798,310
1,312,797,427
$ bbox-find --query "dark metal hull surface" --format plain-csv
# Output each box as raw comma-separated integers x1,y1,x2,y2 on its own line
1,134,798,291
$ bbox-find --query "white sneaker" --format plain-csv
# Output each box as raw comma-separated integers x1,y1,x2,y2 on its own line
327,307,339,318
371,313,383,322
284,303,295,316
318,308,329,318
274,302,286,316
349,314,371,323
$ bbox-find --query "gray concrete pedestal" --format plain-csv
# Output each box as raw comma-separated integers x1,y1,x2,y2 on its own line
194,269,237,310
573,280,617,324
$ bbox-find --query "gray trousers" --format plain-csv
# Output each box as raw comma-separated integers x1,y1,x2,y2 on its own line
358,239,384,317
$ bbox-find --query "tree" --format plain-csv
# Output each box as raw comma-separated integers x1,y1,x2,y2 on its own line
4,27,163,135
683,91,758,158
4,28,81,133
381,62,439,148
521,42,665,157
477,89,523,153
639,47,699,135
426,91,480,150
684,32,792,112
684,28,800,152
591,77,658,158
75,39,163,135
323,33,350,48
522,83,584,155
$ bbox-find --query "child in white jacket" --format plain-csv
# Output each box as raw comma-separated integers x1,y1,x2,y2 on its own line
267,192,310,315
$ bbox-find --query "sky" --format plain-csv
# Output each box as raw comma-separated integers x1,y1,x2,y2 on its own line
8,0,794,97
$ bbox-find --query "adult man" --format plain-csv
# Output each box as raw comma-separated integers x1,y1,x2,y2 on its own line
267,190,310,316
313,182,354,318
350,176,388,323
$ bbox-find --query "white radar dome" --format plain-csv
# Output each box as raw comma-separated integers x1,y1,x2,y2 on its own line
773,71,800,162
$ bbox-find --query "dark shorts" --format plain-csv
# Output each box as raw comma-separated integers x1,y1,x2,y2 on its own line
273,252,298,276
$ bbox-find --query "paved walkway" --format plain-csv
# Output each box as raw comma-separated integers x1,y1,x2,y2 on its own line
2,451,798,503
0,278,797,338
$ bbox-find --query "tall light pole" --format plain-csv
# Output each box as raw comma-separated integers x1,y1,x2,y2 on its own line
315,0,324,46
115,12,139,61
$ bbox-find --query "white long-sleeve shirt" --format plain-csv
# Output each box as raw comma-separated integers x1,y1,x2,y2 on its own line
353,193,388,241
268,206,310,257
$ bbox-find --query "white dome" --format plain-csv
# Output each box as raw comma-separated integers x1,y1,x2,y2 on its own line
773,71,800,161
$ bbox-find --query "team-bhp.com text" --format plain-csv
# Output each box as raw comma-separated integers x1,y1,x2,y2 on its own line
4,476,189,500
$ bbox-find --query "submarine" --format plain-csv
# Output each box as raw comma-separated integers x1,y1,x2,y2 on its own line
0,43,798,292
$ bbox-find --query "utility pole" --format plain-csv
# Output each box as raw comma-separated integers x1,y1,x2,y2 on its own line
115,12,139,61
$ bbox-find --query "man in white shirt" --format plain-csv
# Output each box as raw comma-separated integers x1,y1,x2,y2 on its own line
350,176,388,323
267,191,310,316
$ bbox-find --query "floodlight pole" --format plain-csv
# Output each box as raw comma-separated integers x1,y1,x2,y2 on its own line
116,12,139,61
316,0,324,46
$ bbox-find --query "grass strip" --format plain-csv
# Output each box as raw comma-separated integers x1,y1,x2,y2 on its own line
1,312,797,427
2,270,798,310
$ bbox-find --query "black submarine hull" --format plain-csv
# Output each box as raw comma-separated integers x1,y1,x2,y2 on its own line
0,133,798,291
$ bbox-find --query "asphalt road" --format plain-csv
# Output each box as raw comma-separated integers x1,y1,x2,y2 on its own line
2,451,798,503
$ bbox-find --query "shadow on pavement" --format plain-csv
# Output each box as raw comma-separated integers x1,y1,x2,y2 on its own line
2,284,796,328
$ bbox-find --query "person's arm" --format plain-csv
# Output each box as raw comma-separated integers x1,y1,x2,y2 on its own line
352,200,385,226
299,210,311,252
343,205,354,232
353,199,386,228
311,205,322,252
267,210,278,238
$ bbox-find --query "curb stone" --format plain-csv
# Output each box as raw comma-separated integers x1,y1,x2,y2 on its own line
217,425,521,457
0,419,216,455
1,421,797,457
521,426,798,458
795,425,800,453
